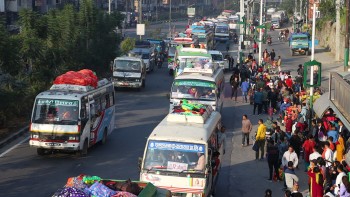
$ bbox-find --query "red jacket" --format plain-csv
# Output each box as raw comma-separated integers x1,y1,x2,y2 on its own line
303,140,316,162
285,118,293,133
285,78,293,88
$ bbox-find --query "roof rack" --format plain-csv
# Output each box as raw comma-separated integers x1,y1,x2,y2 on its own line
50,78,110,92
182,62,219,75
168,104,214,124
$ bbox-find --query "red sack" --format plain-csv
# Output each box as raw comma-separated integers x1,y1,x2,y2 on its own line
53,69,98,88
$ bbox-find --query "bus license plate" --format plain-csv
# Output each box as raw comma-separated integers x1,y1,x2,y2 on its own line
46,143,61,146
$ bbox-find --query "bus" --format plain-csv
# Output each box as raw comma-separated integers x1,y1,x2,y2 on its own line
214,23,230,42
140,108,223,197
170,63,225,113
191,25,215,50
173,46,212,77
29,78,115,156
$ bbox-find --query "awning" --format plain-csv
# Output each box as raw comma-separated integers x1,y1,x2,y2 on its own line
313,92,350,129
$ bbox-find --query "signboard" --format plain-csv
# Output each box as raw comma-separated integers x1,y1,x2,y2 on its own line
37,99,79,107
137,24,145,36
187,8,195,17
167,161,188,172
174,80,215,88
148,141,205,153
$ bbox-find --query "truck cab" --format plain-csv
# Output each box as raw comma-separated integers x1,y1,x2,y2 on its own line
112,55,146,89
289,33,311,56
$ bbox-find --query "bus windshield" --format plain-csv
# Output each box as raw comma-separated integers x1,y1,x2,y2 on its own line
32,98,79,125
215,26,228,34
171,79,216,101
143,140,206,173
114,60,141,72
211,54,223,61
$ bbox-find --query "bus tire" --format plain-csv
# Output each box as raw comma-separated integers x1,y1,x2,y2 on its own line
101,129,107,145
37,148,45,156
79,139,88,157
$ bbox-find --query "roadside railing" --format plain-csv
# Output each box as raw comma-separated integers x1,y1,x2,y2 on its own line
329,72,350,123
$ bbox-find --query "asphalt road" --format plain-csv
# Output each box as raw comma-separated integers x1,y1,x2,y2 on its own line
0,21,335,197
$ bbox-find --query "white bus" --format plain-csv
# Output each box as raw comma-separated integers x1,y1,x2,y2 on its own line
140,108,223,197
170,64,225,113
29,79,115,156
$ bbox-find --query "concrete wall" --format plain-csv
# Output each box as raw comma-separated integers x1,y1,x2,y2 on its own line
316,21,347,60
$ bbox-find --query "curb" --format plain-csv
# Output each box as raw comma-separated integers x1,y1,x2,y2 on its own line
0,126,29,149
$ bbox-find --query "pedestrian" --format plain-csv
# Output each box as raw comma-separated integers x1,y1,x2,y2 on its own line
339,120,350,142
263,49,269,62
268,88,278,113
279,137,289,165
282,146,299,170
253,88,263,115
285,114,293,139
308,164,324,197
262,87,269,114
255,119,267,160
218,126,227,155
339,176,350,197
241,79,250,103
270,49,276,61
284,161,299,191
290,182,303,197
265,189,272,197
302,134,316,171
322,141,334,168
266,140,281,181
332,164,347,196
242,114,252,147
253,41,258,53
335,133,345,162
328,124,339,143
276,56,282,72
230,75,239,101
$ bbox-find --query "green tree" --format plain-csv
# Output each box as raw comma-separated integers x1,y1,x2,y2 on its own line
120,37,135,55
279,0,294,16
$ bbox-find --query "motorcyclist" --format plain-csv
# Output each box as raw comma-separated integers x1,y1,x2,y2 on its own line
279,30,284,41
233,33,238,43
267,35,272,45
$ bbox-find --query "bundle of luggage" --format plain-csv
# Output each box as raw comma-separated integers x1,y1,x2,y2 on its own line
172,99,207,116
52,175,142,197
53,69,98,88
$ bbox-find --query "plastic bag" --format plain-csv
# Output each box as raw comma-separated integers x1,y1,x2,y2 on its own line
88,182,117,197
52,187,89,197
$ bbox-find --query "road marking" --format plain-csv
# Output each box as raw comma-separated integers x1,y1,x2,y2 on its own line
0,136,29,158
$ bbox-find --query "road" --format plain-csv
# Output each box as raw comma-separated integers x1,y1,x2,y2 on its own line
0,21,336,196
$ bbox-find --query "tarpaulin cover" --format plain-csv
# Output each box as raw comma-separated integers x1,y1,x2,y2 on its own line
53,69,98,88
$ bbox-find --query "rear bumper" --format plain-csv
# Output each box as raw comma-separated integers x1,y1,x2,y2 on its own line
113,81,142,88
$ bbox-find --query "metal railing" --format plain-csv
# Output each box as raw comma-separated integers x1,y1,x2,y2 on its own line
329,72,350,123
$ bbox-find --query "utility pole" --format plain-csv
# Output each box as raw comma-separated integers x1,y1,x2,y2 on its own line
139,0,142,24
309,3,316,118
345,0,350,71
336,0,341,61
258,0,263,66
169,0,172,37
108,0,111,14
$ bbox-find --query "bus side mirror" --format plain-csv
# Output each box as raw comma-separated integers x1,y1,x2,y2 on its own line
138,157,143,171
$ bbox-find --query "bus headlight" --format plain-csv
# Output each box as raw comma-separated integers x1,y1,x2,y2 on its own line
31,134,39,139
69,136,79,141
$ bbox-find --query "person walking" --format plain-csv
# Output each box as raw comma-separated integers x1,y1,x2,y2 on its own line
241,79,250,103
270,49,276,61
230,75,240,102
253,88,263,115
255,119,266,160
302,134,316,172
308,164,324,197
276,56,282,72
266,140,281,181
242,114,253,146
284,161,299,191
335,133,345,162
268,88,278,114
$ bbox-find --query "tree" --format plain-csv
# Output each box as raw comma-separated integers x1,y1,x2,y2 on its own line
120,37,135,55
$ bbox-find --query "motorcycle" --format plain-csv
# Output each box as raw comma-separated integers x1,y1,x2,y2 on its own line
157,57,163,68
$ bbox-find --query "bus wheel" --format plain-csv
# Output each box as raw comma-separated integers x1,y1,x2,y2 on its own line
101,129,107,145
37,148,45,156
79,139,88,157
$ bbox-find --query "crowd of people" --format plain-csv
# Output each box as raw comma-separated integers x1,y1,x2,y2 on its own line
229,49,350,197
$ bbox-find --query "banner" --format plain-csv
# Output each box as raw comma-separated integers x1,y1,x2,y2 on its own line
148,140,205,153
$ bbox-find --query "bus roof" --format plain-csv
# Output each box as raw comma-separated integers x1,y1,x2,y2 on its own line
148,111,221,144
175,67,224,82
178,51,212,58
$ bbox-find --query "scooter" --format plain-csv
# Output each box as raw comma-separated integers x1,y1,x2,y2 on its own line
157,57,163,68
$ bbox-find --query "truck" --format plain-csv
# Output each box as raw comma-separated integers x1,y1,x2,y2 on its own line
289,33,311,56
112,55,146,89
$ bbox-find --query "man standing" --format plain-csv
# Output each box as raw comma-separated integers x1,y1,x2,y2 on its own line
282,146,299,169
270,49,276,61
253,88,263,115
339,120,349,142
255,119,266,160
302,134,316,172
230,75,240,102
241,79,250,103
268,88,278,113
266,140,281,181
322,141,333,168
284,161,299,191
242,115,253,146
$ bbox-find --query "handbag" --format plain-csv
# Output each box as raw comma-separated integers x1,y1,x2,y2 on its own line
252,141,259,151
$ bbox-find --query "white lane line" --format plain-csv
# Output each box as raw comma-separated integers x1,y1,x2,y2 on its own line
0,136,29,158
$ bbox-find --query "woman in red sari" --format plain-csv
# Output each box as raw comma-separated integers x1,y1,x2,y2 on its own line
308,163,324,197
